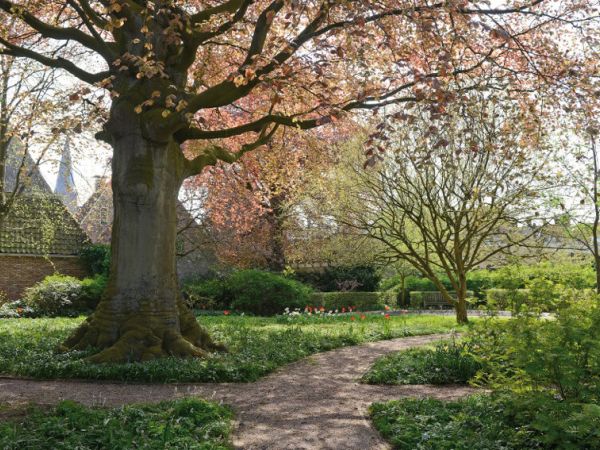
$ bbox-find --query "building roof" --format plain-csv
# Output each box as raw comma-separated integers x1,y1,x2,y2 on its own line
54,137,78,214
0,193,88,255
2,138,88,256
2,137,52,194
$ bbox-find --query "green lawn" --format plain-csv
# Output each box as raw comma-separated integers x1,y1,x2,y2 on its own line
0,313,463,383
0,398,233,450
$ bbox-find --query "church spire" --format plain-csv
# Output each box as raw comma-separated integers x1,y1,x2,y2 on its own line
55,137,78,214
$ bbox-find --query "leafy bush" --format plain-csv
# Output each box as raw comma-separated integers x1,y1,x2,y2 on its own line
309,291,395,311
363,339,481,385
0,398,233,450
227,270,313,315
469,289,600,402
294,265,381,292
0,300,35,318
80,275,107,309
78,244,111,276
485,288,530,311
370,392,600,450
182,279,229,310
22,275,88,317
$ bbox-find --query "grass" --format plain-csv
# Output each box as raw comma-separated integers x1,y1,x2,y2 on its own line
370,392,600,450
0,313,463,383
362,339,481,385
0,398,233,449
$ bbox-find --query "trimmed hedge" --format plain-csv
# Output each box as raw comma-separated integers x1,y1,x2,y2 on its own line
309,291,396,311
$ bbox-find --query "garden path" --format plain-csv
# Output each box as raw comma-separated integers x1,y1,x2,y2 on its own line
0,334,477,449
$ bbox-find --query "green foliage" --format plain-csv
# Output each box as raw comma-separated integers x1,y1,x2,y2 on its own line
294,265,381,292
182,279,230,310
80,275,107,309
370,392,600,450
469,290,600,402
362,339,481,385
474,261,596,291
22,275,88,317
485,288,530,311
227,270,313,315
0,398,233,450
382,261,596,305
309,291,395,311
0,315,463,383
78,244,111,276
0,300,35,318
182,270,314,315
18,274,106,317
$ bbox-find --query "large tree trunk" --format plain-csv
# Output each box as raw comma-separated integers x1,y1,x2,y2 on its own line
63,102,224,363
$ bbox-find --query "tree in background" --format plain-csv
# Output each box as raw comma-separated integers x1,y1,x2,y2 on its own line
0,0,594,360
550,123,600,292
196,126,338,271
327,96,553,323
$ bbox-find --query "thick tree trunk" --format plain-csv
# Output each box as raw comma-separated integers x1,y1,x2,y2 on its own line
63,103,224,363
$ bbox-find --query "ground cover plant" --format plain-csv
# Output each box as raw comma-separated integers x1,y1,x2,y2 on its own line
0,398,233,450
369,290,600,449
362,339,481,385
370,392,600,450
0,314,461,383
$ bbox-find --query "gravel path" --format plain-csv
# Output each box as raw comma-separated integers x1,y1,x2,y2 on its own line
0,334,477,449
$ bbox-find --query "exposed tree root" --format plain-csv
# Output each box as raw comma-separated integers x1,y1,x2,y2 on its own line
61,300,227,363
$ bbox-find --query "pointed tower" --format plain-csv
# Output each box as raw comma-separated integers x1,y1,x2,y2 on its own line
54,137,78,214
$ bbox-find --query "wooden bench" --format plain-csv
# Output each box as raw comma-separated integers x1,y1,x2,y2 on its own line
410,291,456,309
422,292,452,309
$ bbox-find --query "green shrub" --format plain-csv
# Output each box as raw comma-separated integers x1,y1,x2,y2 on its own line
22,275,88,317
182,279,229,310
469,289,600,402
363,339,481,385
0,398,233,450
0,300,35,318
485,288,530,311
227,270,312,315
309,291,395,311
80,275,107,309
294,265,381,292
78,244,110,276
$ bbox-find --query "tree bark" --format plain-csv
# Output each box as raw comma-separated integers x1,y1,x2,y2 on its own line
455,274,469,324
63,102,225,363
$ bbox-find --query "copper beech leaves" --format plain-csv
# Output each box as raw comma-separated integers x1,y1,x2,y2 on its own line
0,0,596,171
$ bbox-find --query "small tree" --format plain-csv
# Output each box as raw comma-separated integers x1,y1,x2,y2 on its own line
333,97,550,323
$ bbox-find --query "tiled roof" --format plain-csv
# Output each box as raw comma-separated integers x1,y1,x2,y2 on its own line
0,193,87,256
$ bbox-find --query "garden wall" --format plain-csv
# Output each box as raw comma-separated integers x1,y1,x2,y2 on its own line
0,255,88,300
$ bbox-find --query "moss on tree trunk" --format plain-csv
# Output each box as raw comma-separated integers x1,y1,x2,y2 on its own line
63,101,225,362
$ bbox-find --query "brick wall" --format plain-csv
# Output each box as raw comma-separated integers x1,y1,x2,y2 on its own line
0,255,89,300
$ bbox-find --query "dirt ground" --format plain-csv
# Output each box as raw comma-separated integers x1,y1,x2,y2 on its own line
0,334,478,449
